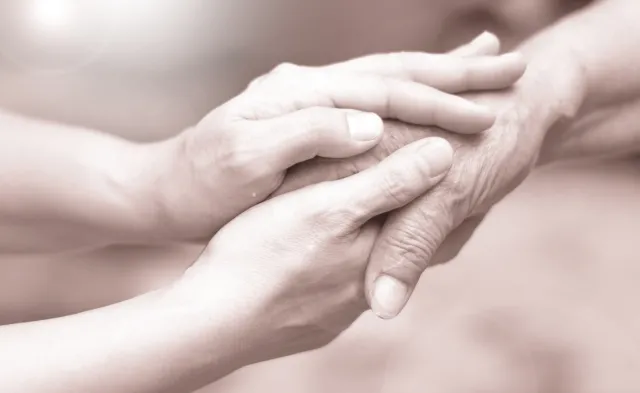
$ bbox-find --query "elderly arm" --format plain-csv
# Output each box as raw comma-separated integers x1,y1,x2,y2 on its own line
527,0,640,162
275,0,640,318
363,0,640,318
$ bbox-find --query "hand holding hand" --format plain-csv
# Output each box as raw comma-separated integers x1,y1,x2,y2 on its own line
179,137,453,363
143,34,526,241
276,63,585,319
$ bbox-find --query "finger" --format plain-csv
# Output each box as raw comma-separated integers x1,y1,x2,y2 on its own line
321,39,523,95
324,137,453,229
448,31,500,57
323,52,525,94
271,121,434,198
241,107,384,172
232,70,496,134
352,221,383,304
365,185,461,319
311,221,381,334
269,159,340,198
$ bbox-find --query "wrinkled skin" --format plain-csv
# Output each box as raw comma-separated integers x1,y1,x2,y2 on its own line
275,83,561,308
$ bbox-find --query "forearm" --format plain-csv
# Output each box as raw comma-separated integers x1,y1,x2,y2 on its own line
512,0,640,162
0,273,252,393
539,97,640,163
0,109,167,253
520,0,640,110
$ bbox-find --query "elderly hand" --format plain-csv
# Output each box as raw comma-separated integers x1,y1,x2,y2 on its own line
178,137,453,363
275,54,584,319
142,34,526,241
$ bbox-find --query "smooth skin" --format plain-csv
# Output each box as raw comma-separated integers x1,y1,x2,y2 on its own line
0,137,453,393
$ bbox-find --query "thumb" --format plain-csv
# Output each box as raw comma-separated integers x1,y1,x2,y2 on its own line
322,137,454,231
365,188,461,319
243,107,384,172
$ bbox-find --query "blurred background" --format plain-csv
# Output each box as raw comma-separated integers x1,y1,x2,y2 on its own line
5,1,640,392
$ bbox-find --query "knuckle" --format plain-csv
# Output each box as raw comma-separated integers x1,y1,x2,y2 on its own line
307,192,361,233
380,168,411,205
382,219,445,272
298,107,335,131
432,167,477,220
315,205,361,233
216,129,267,180
271,62,302,76
379,77,395,116
458,64,472,91
247,75,267,90
251,62,305,92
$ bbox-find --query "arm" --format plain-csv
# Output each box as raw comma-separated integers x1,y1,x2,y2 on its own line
0,109,164,253
364,0,640,318
275,0,640,318
523,0,640,112
522,0,640,161
0,135,453,393
0,44,525,254
540,97,640,163
0,280,251,393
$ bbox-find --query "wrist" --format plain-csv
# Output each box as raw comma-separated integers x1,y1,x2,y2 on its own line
120,129,216,244
133,128,224,243
518,43,587,132
167,263,268,367
514,40,588,166
101,139,179,244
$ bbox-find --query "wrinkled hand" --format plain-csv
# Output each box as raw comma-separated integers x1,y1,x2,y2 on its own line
275,81,560,319
144,33,525,241
181,137,453,363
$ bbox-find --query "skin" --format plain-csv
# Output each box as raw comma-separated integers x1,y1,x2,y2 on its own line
275,0,640,318
0,39,525,253
2,0,640,389
0,36,523,392
0,137,453,393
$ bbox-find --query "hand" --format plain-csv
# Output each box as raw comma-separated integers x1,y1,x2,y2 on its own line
142,34,526,241
180,137,453,363
276,63,584,319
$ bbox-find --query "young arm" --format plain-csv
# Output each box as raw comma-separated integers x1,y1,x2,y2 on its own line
0,135,453,393
0,282,248,393
0,109,161,253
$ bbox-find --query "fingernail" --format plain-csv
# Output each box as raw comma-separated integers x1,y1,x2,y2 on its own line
418,138,453,177
348,112,384,141
371,275,409,319
472,104,497,125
